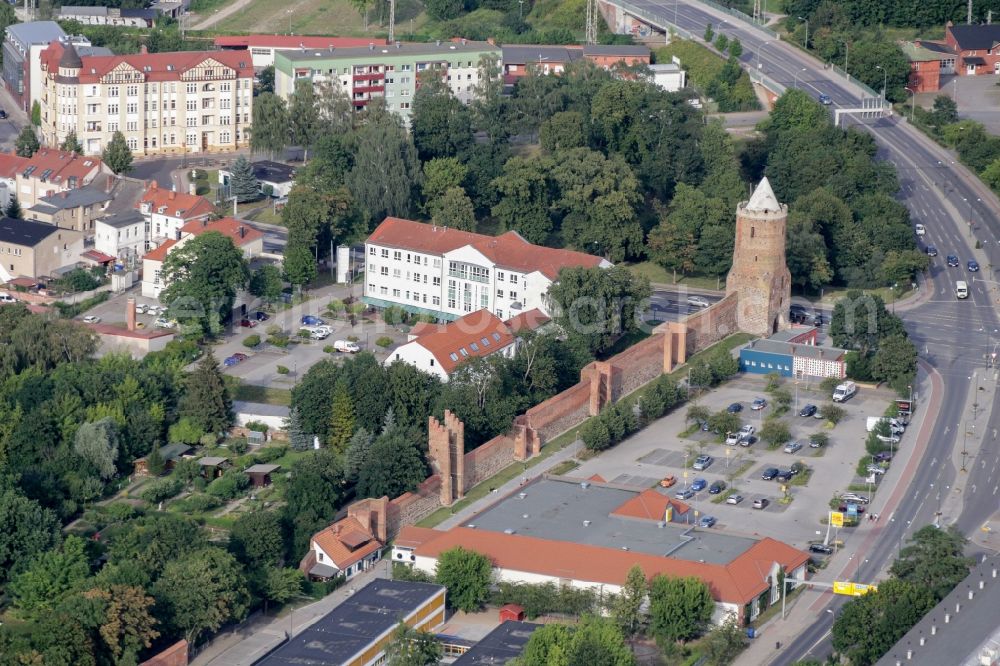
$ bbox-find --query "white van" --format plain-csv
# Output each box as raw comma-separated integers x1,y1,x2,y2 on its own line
956,281,969,299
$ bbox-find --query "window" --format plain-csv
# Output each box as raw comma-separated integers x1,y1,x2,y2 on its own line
496,309,503,319
369,247,376,255
470,342,479,351
449,353,459,362
392,289,401,297
186,100,197,111
380,266,389,276
368,283,375,292
392,269,401,278
459,348,469,357
126,85,138,97
107,86,119,97
497,271,504,281
432,276,441,286
497,290,504,299
509,291,517,300
393,250,402,261
127,103,138,114
509,274,518,284
186,83,197,94
381,248,389,258
432,296,440,305
220,131,230,143
380,286,388,295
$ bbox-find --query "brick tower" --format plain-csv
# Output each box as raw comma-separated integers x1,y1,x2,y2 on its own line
725,177,791,337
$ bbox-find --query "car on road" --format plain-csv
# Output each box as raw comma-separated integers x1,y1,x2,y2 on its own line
709,480,726,494
675,487,696,500
818,93,832,105
692,454,713,471
809,543,833,555
968,260,980,272
798,404,817,417
915,223,926,236
947,255,960,267
253,310,270,321
687,295,711,308
699,515,717,528
925,245,938,257
761,467,779,480
751,397,767,410
691,478,707,492
659,475,677,488
301,315,326,326
726,494,744,505
725,431,741,445
841,492,870,504
783,441,803,454
727,402,743,413
154,317,175,328
752,498,770,510
82,315,101,324
0,109,7,119
239,318,258,328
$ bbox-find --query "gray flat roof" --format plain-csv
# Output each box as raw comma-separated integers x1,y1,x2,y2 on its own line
454,621,540,665
279,40,497,64
0,217,63,247
98,210,145,229
876,555,999,666
255,579,445,666
501,45,584,65
747,339,846,361
233,400,290,418
6,21,66,47
37,186,111,210
59,6,109,16
467,477,758,566
768,327,815,343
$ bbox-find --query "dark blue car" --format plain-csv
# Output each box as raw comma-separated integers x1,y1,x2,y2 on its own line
691,478,707,491
968,260,980,272
301,315,325,326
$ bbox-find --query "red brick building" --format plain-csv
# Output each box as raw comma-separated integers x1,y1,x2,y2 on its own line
902,41,945,93
501,43,650,85
945,22,1000,76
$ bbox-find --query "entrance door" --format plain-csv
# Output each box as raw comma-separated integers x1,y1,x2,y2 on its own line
994,62,1000,74
201,132,210,151
967,64,977,75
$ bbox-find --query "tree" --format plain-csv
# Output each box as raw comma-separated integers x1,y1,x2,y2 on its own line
4,195,22,219
82,585,160,663
540,111,588,152
702,615,748,666
345,426,373,482
704,23,714,42
347,101,420,225
251,92,289,159
229,155,260,203
410,73,473,161
73,418,120,480
15,126,40,157
284,243,318,288
355,423,427,499
889,525,972,601
612,565,647,638
329,385,354,453
491,156,553,245
547,265,652,355
435,547,493,612
60,130,84,155
289,79,321,161
102,131,133,174
870,334,917,395
832,579,935,666
786,214,832,290
728,38,743,58
422,157,468,209
830,291,906,353
229,510,285,569
0,482,61,585
285,406,313,452
261,567,305,607
470,54,510,144
686,404,710,424
385,622,444,666
153,547,250,644
160,231,249,336
520,616,635,666
424,0,463,19
430,186,476,231
648,574,714,644
707,410,741,438
248,264,283,304
930,95,958,126
283,450,344,556
9,536,91,617
179,354,233,436
257,65,275,93
30,99,41,126
759,418,791,447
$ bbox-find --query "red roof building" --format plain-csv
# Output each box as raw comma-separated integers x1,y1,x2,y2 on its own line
13,148,111,208
138,182,215,244
214,34,383,69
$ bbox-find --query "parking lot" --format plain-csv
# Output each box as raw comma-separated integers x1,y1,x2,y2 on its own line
575,374,906,549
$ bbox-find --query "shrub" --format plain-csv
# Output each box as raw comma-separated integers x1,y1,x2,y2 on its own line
245,421,269,433
169,493,222,513
229,438,249,455
276,365,290,374
760,418,791,448
375,336,393,348
265,324,283,336
326,299,345,313
810,432,830,448
168,417,204,445
393,563,435,583
348,302,365,314
205,470,250,500
582,402,639,452
822,403,846,425
140,477,183,503
323,345,335,354
267,333,290,347
819,377,840,393
765,372,781,392
104,502,141,522
243,334,261,348
383,306,409,325
347,335,359,342
254,445,287,463
199,433,217,447
638,376,682,423
298,329,312,339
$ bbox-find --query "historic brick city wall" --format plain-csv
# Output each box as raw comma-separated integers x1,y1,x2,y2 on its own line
609,331,668,396
386,475,443,537
463,434,517,490
682,292,739,356
523,379,592,443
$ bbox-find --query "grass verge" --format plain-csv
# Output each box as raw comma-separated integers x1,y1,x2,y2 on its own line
789,467,813,487
233,383,292,406
547,459,580,476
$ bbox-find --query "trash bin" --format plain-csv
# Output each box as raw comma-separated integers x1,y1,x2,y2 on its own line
747,627,756,639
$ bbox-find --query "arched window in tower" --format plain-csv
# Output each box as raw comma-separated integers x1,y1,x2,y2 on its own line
751,227,755,238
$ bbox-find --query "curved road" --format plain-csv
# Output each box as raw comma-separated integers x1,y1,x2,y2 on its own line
618,1,1000,662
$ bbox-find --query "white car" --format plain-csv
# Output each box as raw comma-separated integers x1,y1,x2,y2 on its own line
135,303,147,314
866,465,886,476
334,340,360,353
687,295,711,308
0,292,17,303
725,431,740,445
739,424,755,437
82,315,101,324
915,224,926,236
154,317,176,329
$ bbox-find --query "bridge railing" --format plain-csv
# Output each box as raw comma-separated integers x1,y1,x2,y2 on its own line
694,0,778,38
614,0,699,41
829,62,881,100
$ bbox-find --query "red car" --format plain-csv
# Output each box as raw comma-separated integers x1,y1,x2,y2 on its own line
232,352,249,362
239,318,258,328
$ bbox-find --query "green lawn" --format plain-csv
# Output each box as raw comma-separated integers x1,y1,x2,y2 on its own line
624,261,725,290
233,383,292,406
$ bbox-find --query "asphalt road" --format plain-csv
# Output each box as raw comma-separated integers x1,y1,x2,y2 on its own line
624,1,1000,662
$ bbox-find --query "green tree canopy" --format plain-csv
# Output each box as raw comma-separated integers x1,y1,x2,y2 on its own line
347,100,420,225
229,155,260,203
889,525,972,601
648,574,714,644
430,186,476,231
60,130,84,155
385,621,444,666
410,72,474,161
15,126,40,157
178,354,233,436
9,535,91,618
102,130,133,174
435,546,493,613
250,92,289,159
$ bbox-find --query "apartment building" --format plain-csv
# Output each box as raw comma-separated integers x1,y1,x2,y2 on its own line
39,42,254,157
3,21,65,113
137,182,215,247
13,147,112,208
214,34,376,69
363,217,610,322
0,216,85,282
274,39,500,121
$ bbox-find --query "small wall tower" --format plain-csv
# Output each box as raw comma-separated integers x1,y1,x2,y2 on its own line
725,177,791,337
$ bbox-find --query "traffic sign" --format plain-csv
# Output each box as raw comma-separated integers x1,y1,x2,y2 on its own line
830,512,844,527
833,581,854,595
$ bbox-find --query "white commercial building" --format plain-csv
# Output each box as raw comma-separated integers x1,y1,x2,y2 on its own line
650,62,687,92
363,217,611,322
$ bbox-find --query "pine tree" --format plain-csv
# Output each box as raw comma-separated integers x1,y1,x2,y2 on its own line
345,427,373,482
60,130,84,155
229,156,260,203
15,127,39,158
102,131,133,175
179,355,233,437
4,196,22,220
145,444,165,476
286,407,312,452
329,385,354,454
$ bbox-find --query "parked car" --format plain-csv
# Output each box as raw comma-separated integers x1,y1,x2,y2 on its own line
709,480,726,494
725,431,741,445
808,436,825,448
925,245,938,257
947,255,960,267
751,397,767,410
968,260,980,272
876,433,901,445
813,312,825,326
874,451,894,462
334,340,360,353
752,498,770,509
775,470,793,482
223,355,240,367
692,454,713,471
739,435,756,447
838,503,866,514
253,310,270,321
134,303,147,314
676,487,696,500
809,543,834,555
783,441,803,454
239,318,258,328
232,352,249,362
301,315,326,326
700,420,710,432
0,109,7,119
154,317,175,329
799,404,817,417
866,465,887,476
727,402,743,413
841,493,870,504
659,475,677,488
82,315,101,324
726,494,744,505
739,424,755,437
761,467,779,480
699,515,717,528
687,295,711,308
0,293,17,304
691,478,707,492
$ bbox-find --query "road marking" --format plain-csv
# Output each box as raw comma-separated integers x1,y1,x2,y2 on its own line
973,484,977,493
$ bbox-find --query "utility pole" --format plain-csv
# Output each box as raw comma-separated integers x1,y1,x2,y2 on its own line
585,0,598,45
968,0,973,25
752,0,761,24
387,0,396,43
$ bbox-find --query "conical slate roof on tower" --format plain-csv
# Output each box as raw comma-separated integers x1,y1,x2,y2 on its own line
58,42,83,69
745,177,781,213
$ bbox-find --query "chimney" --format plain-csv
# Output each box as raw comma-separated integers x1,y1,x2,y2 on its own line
150,180,158,190
105,174,114,193
239,225,245,238
168,191,175,200
202,219,208,227
334,524,342,535
126,297,136,331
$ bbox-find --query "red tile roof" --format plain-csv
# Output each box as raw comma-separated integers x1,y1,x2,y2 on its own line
611,488,690,520
406,309,515,375
367,217,606,280
405,526,809,606
42,42,253,84
312,516,382,571
179,216,263,247
142,239,177,263
19,148,105,187
214,35,379,49
0,152,28,180
139,183,214,221
504,308,550,334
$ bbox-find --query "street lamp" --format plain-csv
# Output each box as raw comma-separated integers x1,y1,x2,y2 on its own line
875,64,888,102
840,39,850,74
793,67,806,88
755,41,771,74
904,85,917,121
797,16,809,49
518,0,524,20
